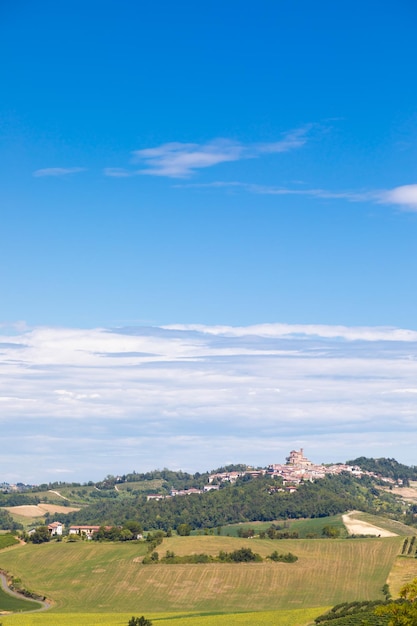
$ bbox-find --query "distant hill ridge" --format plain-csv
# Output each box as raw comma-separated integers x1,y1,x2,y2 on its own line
3,454,417,494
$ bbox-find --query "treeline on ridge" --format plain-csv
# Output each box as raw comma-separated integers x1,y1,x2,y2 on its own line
62,473,401,531
347,456,417,483
95,465,248,491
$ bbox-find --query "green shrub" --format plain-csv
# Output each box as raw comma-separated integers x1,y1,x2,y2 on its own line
128,617,152,626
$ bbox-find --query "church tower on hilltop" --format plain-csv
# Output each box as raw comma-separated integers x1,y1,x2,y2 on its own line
286,448,313,467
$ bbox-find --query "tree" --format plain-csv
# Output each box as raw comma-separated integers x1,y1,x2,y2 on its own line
375,577,417,625
176,523,192,536
128,617,152,626
120,528,133,541
228,547,262,562
322,525,340,538
124,520,143,537
29,526,50,544
382,583,392,601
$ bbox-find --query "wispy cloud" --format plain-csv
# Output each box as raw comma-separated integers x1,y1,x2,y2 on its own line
133,139,244,178
103,167,132,178
1,322,417,482
255,127,311,154
163,322,417,342
33,167,86,178
177,181,372,202
177,180,417,212
103,127,311,179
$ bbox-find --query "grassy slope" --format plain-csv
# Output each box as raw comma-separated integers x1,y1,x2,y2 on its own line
0,534,43,612
350,512,417,536
116,479,166,492
5,512,46,530
0,535,401,614
388,556,417,597
220,515,347,538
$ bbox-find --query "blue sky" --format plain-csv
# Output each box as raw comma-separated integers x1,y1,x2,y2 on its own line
1,1,417,481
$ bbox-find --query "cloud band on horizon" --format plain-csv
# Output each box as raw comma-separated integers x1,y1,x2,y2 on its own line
1,321,417,482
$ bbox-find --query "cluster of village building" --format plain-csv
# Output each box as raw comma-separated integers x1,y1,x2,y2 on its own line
146,448,398,501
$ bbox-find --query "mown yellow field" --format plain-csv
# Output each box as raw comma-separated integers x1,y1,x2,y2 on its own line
3,504,79,518
0,607,327,626
0,536,402,614
388,555,417,596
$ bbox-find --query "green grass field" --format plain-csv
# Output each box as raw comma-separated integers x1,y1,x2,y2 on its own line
0,607,327,625
27,491,70,505
27,480,166,504
0,585,42,613
0,534,402,615
4,512,45,531
0,535,18,550
349,512,417,536
116,479,166,493
219,515,347,538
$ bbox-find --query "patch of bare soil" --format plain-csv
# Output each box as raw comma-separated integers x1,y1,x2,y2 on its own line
383,486,417,502
342,511,397,537
3,503,79,518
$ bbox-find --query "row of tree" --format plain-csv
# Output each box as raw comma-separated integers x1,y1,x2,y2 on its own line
143,547,298,564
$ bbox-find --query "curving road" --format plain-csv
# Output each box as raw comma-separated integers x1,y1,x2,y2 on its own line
0,572,52,613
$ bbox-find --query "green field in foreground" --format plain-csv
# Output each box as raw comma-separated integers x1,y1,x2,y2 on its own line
0,535,402,614
0,585,42,612
220,514,347,538
0,607,326,625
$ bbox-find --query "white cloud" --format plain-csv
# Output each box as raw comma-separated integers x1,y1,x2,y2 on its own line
33,167,86,177
177,180,417,212
1,322,417,482
163,322,417,342
132,139,245,178
119,127,311,178
378,185,417,211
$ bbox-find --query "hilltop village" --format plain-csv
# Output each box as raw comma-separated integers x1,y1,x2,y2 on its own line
145,449,397,501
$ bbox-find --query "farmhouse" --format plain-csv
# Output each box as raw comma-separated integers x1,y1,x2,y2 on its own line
69,525,103,538
146,494,166,501
48,521,63,536
170,487,203,496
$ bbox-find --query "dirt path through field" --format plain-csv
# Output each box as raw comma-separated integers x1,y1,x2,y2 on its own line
48,489,69,500
342,511,397,537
